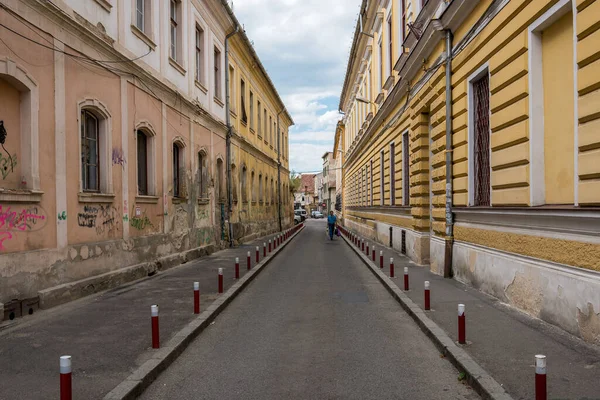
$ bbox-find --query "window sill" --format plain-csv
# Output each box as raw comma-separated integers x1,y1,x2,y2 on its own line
135,195,159,204
0,189,44,203
130,25,156,50
214,97,224,108
169,57,186,76
270,145,273,150
198,198,210,205
93,0,112,12
383,75,395,91
230,109,238,118
250,128,255,134
257,135,262,140
195,80,208,94
375,92,385,105
78,192,115,204
241,120,247,127
172,197,188,205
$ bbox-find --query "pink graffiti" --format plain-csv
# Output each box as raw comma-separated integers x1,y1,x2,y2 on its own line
0,205,46,232
0,231,12,250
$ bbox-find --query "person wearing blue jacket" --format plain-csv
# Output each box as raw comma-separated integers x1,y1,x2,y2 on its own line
327,211,337,240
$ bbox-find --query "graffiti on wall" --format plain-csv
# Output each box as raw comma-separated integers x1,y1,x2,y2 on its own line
77,205,120,236
112,148,126,168
0,205,48,250
197,227,213,246
0,152,17,179
130,206,153,230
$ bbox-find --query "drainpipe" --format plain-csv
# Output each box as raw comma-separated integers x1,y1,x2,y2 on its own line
277,109,285,232
225,25,239,247
444,29,454,278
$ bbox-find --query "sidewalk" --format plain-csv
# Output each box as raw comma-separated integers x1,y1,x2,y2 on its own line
0,230,293,400
342,229,600,399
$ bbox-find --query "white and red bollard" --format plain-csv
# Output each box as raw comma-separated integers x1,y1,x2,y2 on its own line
366,243,369,256
235,257,240,280
151,304,160,349
263,243,267,257
218,268,224,294
256,246,260,263
372,246,375,262
362,239,365,252
247,251,252,270
390,258,395,278
380,251,384,269
424,281,430,310
535,354,547,400
458,304,466,344
269,240,272,253
194,282,200,314
60,355,72,400
404,267,409,291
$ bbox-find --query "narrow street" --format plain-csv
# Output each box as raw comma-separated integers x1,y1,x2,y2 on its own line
140,220,478,400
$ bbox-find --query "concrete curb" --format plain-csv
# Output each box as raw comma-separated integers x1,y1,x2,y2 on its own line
103,225,305,400
341,233,513,400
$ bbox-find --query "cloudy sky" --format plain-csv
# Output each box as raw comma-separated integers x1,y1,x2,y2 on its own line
234,0,360,173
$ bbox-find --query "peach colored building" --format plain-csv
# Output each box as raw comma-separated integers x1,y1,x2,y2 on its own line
0,0,292,316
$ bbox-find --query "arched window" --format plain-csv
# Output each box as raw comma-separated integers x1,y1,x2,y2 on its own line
251,170,256,202
78,99,112,196
241,165,248,202
216,158,224,202
135,122,156,196
198,150,208,200
173,141,184,198
259,173,263,203
231,164,238,202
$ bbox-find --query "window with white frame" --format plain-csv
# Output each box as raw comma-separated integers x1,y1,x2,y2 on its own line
214,47,222,100
250,91,254,130
241,78,248,124
136,129,156,196
169,0,181,62
378,39,383,89
257,99,262,136
380,149,385,205
468,68,491,207
402,131,409,206
387,15,393,78
390,142,396,205
135,0,152,34
229,65,236,112
195,25,204,83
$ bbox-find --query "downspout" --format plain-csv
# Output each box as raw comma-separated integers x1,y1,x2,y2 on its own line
277,109,284,232
225,26,239,248
443,29,454,278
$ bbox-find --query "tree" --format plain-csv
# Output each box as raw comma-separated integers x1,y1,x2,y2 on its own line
289,171,301,194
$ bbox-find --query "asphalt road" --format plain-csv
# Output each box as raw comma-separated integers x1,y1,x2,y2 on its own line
141,220,479,400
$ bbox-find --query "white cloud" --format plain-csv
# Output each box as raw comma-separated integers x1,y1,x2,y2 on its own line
289,143,332,174
234,0,359,171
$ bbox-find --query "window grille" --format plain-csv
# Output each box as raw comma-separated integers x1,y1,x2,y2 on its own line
473,74,490,206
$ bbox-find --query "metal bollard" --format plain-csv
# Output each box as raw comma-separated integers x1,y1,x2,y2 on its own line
235,257,240,280
263,243,266,257
404,267,409,291
372,246,375,262
390,258,395,278
424,281,430,310
269,240,272,253
256,246,260,263
60,355,72,400
218,268,224,294
194,282,200,314
458,304,466,344
366,243,369,257
535,355,547,400
151,305,160,349
380,251,383,269
247,251,251,270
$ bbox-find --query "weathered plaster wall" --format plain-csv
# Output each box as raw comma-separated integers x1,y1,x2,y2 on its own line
454,240,600,345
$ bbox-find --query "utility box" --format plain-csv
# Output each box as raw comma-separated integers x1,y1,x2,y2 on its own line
21,297,40,316
3,299,22,321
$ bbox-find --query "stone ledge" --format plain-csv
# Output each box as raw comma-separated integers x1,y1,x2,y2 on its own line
38,244,216,310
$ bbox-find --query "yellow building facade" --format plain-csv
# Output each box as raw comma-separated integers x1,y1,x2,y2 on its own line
339,0,600,343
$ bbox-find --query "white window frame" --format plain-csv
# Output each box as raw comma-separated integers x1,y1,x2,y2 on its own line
402,131,410,206
195,24,204,84
135,121,157,197
389,142,396,206
169,0,180,61
380,149,385,206
467,63,491,207
78,99,113,196
528,0,577,206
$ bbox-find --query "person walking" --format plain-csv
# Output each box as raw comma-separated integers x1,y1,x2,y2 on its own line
327,211,337,240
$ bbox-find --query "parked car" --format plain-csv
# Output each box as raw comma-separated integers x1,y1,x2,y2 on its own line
294,210,306,222
294,214,302,225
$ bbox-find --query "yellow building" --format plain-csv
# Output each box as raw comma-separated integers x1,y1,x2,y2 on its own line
225,11,294,243
339,0,600,344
